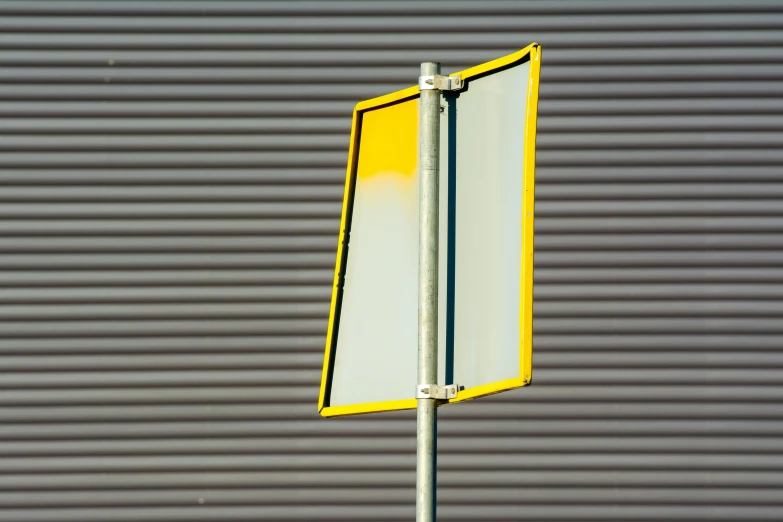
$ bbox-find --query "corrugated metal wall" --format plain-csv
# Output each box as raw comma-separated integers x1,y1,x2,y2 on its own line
1,1,781,520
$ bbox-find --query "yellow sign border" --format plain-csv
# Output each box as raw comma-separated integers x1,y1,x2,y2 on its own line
319,43,542,417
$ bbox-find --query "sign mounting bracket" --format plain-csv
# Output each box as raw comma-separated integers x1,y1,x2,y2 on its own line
416,384,459,400
418,74,464,92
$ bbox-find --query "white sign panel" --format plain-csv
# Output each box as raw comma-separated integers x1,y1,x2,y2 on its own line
319,44,541,417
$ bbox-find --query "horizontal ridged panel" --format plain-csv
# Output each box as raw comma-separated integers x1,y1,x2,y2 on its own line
0,506,777,522
1,1,781,521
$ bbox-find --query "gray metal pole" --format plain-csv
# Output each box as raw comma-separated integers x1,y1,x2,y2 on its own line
417,61,441,522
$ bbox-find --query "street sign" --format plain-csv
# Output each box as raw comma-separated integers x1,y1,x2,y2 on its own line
319,44,541,417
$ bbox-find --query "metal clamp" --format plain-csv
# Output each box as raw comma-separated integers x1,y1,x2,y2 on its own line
418,75,464,92
416,384,458,400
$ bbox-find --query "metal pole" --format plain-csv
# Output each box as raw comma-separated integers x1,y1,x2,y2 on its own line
417,61,441,522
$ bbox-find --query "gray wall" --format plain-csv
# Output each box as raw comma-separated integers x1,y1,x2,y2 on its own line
1,1,782,520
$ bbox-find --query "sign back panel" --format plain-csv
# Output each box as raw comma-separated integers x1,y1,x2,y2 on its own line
437,53,537,403
319,89,422,416
320,44,541,417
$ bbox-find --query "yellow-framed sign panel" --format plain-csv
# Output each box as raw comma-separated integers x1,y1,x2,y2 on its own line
319,44,541,417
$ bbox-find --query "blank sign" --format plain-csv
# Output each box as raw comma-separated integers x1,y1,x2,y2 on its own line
320,44,541,417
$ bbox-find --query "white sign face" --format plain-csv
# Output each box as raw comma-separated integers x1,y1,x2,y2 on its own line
319,44,541,417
